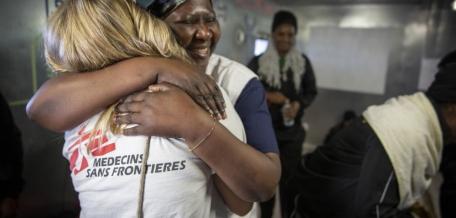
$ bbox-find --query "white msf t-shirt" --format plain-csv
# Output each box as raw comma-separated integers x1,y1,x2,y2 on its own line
63,88,246,218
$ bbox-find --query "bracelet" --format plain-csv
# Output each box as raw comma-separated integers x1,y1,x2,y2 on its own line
189,118,216,152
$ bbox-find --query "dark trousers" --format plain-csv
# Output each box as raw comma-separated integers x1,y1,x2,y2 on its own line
292,118,413,218
261,126,305,218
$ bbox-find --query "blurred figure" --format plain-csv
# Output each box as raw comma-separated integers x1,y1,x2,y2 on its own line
439,48,456,218
248,10,317,218
0,92,24,218
292,51,456,218
323,110,357,144
440,143,456,218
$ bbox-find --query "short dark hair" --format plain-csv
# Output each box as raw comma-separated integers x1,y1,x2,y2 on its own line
272,10,298,34
438,50,456,69
426,50,456,104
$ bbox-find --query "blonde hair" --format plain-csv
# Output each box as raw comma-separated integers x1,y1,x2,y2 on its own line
44,0,192,136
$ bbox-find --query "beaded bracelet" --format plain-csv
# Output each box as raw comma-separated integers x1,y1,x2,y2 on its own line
189,118,216,152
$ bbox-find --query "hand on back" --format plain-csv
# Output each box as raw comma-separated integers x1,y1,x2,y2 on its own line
157,59,226,119
114,83,213,141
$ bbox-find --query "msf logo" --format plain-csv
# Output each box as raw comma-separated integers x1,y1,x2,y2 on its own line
67,126,116,175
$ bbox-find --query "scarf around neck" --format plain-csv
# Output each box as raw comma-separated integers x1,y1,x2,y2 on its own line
258,43,305,90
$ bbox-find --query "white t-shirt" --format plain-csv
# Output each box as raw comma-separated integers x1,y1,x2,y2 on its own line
63,88,246,218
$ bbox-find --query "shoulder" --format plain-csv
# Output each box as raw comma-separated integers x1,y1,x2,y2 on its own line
206,54,258,104
235,79,266,113
234,79,279,153
207,54,258,79
218,87,247,143
246,55,263,73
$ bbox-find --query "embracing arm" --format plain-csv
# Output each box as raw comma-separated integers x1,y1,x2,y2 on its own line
27,57,224,132
27,57,157,131
226,79,281,201
192,121,280,202
117,81,281,202
213,175,253,215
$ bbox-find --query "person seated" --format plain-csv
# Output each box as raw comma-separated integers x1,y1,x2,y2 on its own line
292,50,456,218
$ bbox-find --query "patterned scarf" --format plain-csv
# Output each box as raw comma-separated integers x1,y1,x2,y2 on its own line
258,42,305,90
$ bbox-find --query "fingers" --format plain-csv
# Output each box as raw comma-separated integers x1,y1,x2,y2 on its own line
207,94,224,120
207,83,226,119
122,125,143,136
147,83,172,92
123,84,172,103
117,101,144,113
197,95,214,117
194,81,214,115
120,84,172,111
197,77,225,120
203,94,222,120
123,92,146,103
114,112,142,125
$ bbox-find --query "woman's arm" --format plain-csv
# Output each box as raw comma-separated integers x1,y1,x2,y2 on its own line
213,175,253,216
116,83,281,202
27,57,225,132
193,120,281,202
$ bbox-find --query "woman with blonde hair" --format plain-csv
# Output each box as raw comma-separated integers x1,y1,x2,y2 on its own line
41,0,251,217
29,0,281,217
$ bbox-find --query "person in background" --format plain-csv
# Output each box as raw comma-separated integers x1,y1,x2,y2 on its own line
27,0,281,216
292,51,456,218
323,110,357,144
247,10,317,218
0,92,24,218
